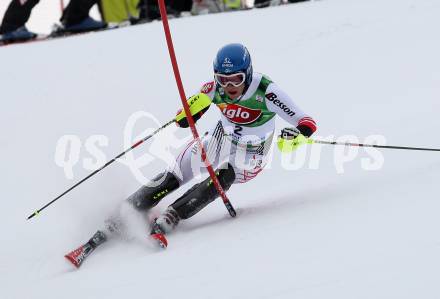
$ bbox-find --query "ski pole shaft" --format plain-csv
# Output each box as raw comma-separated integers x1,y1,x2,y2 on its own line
311,139,440,152
27,118,175,220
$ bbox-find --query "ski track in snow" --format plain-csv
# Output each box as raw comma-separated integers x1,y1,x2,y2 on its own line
1,0,440,298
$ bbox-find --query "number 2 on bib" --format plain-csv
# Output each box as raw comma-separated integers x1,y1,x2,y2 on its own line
234,125,243,136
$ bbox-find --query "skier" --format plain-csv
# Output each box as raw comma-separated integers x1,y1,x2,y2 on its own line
0,0,105,43
65,43,317,267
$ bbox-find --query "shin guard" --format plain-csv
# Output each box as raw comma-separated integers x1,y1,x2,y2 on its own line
127,171,180,211
171,163,236,219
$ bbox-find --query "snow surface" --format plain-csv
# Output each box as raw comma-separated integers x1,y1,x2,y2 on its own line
1,0,440,298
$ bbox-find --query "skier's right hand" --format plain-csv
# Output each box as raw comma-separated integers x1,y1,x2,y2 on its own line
277,127,311,153
175,93,212,128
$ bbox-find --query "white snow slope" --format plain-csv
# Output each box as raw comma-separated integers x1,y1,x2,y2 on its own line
1,0,440,298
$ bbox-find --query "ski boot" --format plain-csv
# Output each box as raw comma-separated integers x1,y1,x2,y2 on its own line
51,17,107,37
149,163,236,249
63,17,107,33
0,26,37,44
150,207,180,249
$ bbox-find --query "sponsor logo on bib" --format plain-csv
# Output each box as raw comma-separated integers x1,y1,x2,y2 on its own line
217,103,262,125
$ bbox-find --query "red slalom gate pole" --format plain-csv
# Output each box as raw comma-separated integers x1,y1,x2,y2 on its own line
157,0,236,217
60,0,65,14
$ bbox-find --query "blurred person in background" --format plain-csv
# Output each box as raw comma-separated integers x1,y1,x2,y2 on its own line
191,0,243,15
0,0,105,43
253,0,308,8
99,0,140,24
137,0,192,21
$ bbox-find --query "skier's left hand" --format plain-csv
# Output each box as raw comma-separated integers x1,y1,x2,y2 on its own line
175,93,212,128
277,127,311,153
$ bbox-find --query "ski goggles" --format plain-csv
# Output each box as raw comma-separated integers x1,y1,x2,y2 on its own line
214,72,246,88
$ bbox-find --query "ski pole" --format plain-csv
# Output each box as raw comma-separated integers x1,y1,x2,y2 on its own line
310,139,440,152
27,118,176,220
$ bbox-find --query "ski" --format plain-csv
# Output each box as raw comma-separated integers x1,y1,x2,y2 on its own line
64,242,96,268
149,216,170,249
64,230,106,268
63,227,167,269
151,233,168,249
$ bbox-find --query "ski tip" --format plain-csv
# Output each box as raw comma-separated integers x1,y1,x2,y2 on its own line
64,254,80,268
151,233,168,249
